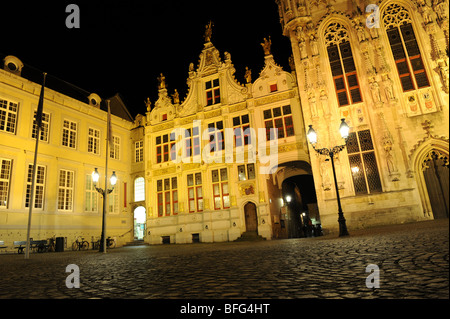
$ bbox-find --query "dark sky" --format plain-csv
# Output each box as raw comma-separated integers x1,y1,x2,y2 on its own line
2,0,292,118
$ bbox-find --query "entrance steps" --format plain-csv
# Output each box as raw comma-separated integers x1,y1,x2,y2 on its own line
234,231,266,242
123,240,149,247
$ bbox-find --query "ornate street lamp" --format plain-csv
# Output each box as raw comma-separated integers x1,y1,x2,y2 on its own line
307,119,350,237
92,168,117,252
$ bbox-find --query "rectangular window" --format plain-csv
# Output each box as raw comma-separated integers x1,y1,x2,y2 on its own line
32,111,50,142
135,140,144,163
238,164,256,181
85,174,98,212
156,134,175,163
264,106,295,140
208,121,224,152
187,173,203,213
0,98,18,134
62,120,77,149
206,78,220,106
157,177,178,216
108,186,119,213
233,114,251,147
0,158,12,208
110,136,120,160
58,169,74,211
25,164,46,209
88,128,100,155
212,168,230,210
270,83,278,92
347,130,382,195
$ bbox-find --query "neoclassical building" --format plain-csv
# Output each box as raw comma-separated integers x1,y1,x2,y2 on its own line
276,0,449,230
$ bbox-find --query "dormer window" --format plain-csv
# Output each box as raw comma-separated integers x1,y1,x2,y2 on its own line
206,78,220,106
162,113,167,121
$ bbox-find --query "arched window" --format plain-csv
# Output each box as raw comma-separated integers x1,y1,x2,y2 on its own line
324,22,363,107
383,3,430,91
134,177,145,202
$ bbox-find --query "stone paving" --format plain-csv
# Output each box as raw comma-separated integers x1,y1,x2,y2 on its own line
0,219,448,300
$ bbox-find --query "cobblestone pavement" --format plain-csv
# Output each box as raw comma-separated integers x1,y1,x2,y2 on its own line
0,220,448,300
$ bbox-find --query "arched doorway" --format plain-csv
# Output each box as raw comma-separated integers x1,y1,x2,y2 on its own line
134,206,146,240
422,150,449,219
244,202,258,232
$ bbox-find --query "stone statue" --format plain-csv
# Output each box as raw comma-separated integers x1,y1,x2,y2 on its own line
370,79,382,103
158,73,166,90
261,36,272,56
144,97,151,112
309,34,319,56
382,74,396,101
204,21,213,42
172,89,180,104
244,67,252,84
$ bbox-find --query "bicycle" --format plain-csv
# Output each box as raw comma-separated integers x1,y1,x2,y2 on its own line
47,235,56,252
106,237,116,249
72,236,89,251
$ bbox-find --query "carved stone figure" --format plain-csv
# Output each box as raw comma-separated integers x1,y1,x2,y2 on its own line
244,67,252,84
370,79,382,104
299,37,308,60
382,74,396,101
158,73,166,90
172,89,180,104
261,37,272,56
309,34,319,56
144,97,151,112
204,21,213,42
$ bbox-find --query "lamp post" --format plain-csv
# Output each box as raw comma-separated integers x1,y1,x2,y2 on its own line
92,168,117,252
307,119,350,237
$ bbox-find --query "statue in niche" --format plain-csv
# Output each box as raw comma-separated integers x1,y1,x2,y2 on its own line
261,36,272,56
308,93,318,118
309,34,319,56
244,67,252,84
204,21,213,42
299,37,308,60
369,78,382,104
158,73,166,90
382,74,396,101
172,89,180,104
144,97,152,112
438,61,449,92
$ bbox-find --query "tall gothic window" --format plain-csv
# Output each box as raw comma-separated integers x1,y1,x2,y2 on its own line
324,22,363,107
383,3,430,91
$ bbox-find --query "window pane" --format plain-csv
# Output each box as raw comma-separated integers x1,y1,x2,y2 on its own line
212,170,219,183
346,132,359,154
272,107,282,118
363,152,382,193
187,174,194,186
415,72,430,88
349,154,367,194
220,168,228,181
358,130,374,151
247,164,255,180
263,109,272,120
238,165,246,181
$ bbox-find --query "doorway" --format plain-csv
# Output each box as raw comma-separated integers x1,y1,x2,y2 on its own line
134,206,146,240
422,150,449,219
244,202,258,232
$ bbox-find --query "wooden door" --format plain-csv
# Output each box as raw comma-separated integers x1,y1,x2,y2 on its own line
244,202,258,232
423,151,449,219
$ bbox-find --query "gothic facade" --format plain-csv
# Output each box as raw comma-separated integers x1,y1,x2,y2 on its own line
276,0,449,230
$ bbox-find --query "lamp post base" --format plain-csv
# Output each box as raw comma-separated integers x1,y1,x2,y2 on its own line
338,212,349,237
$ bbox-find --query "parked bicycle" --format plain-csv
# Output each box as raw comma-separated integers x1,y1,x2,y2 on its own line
72,236,89,251
93,236,116,250
106,237,116,249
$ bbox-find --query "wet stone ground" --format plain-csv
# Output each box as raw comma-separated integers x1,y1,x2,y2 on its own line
0,220,448,300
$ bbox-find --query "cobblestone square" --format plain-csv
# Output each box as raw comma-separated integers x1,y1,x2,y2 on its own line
0,220,448,301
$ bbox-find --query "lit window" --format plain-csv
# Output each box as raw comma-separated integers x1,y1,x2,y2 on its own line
58,169,74,211
32,111,50,142
85,174,98,212
212,168,230,209
25,164,46,209
0,158,13,208
88,128,100,154
0,98,18,134
187,173,203,213
157,177,178,216
233,114,251,147
135,141,144,163
62,120,77,149
263,105,295,140
134,177,145,202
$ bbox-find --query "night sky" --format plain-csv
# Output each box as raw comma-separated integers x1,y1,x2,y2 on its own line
2,0,292,118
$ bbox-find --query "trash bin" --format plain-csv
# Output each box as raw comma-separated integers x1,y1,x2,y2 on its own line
55,237,64,252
